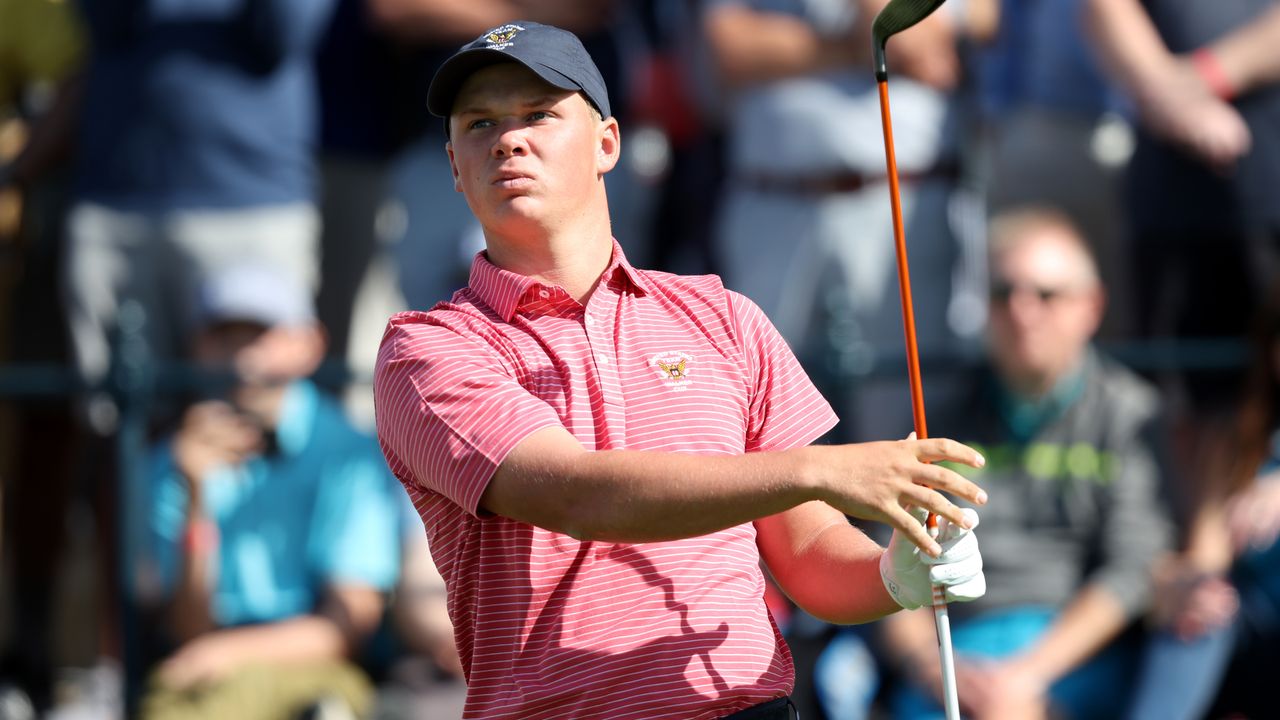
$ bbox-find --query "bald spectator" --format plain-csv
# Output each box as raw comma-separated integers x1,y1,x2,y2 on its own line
878,208,1173,720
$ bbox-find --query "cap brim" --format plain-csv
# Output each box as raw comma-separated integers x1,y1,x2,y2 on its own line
427,49,584,118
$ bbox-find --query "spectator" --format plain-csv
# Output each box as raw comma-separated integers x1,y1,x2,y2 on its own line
701,0,997,441
64,0,338,436
139,265,402,720
374,22,989,720
1124,279,1280,720
878,208,1173,720
0,0,85,712
1083,0,1280,509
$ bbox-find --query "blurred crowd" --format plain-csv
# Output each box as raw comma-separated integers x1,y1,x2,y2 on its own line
0,0,1278,719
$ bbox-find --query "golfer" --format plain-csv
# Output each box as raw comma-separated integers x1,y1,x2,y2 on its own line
374,21,988,720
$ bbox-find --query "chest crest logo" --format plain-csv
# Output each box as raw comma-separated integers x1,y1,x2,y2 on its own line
650,352,694,390
483,24,524,49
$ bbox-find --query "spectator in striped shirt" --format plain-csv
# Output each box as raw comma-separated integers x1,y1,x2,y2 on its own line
374,21,990,720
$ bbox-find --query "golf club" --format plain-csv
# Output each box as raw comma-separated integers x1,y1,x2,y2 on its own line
872,2,962,719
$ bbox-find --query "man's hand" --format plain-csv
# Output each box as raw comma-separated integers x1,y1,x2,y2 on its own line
1150,557,1239,640
809,437,987,555
172,401,265,488
880,508,984,610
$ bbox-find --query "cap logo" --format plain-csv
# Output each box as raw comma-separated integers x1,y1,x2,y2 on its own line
650,352,694,390
482,24,524,50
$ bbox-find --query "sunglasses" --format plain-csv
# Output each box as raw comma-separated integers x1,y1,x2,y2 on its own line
988,281,1077,305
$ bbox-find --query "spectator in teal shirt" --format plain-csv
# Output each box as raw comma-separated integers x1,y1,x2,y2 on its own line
141,265,401,720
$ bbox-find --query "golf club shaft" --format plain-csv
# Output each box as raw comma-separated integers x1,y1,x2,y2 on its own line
876,77,962,720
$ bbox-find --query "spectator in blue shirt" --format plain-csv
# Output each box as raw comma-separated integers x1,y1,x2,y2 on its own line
139,265,401,720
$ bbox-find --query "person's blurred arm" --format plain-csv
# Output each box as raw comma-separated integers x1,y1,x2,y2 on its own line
156,584,384,690
163,403,266,643
1194,5,1280,100
1083,0,1251,169
701,3,867,88
394,531,462,676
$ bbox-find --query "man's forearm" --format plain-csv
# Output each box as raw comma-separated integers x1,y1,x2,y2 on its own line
167,507,217,643
487,427,982,550
487,427,822,542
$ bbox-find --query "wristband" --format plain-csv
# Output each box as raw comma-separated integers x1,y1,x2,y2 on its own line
1191,48,1236,101
183,518,220,555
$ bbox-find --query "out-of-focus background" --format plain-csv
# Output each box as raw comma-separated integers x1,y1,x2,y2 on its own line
1,0,1278,718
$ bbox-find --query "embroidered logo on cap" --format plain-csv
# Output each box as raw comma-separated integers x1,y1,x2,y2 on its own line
483,24,524,49
650,352,694,390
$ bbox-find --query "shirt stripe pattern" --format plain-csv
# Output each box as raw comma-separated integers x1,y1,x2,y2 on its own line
374,242,838,719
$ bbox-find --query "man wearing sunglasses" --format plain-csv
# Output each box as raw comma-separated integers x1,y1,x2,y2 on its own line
877,207,1175,720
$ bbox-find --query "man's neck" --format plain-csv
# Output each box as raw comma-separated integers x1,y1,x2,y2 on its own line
484,220,615,304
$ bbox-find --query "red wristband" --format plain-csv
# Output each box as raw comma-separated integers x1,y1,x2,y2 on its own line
184,519,220,555
1192,48,1236,101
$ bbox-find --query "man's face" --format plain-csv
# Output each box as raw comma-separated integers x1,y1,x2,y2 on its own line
446,63,618,236
987,228,1104,392
193,320,323,398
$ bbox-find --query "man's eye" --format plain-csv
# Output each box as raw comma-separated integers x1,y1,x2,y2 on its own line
528,111,549,121
468,119,494,130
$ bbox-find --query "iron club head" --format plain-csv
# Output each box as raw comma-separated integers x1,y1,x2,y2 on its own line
872,0,949,80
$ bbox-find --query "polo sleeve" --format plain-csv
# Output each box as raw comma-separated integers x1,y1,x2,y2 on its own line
729,291,838,452
374,315,564,516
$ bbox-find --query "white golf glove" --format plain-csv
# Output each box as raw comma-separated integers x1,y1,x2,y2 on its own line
880,507,986,610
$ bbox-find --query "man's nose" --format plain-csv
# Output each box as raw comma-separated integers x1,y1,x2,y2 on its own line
493,124,529,158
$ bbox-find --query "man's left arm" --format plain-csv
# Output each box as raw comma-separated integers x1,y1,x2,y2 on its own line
758,497,985,625
756,502,900,624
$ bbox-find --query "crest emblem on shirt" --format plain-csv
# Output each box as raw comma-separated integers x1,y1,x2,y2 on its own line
650,352,694,390
483,24,524,49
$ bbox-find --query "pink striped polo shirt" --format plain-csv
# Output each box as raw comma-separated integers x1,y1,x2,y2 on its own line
374,241,837,720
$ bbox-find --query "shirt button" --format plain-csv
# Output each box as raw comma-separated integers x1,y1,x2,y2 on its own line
599,355,610,366
539,290,549,299
585,315,595,327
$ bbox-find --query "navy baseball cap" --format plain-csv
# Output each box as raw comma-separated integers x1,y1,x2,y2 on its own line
427,21,611,121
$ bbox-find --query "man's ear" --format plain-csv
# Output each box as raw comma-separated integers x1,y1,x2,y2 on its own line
446,141,463,193
596,117,621,175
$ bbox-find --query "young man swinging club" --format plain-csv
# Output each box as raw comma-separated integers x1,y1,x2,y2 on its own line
374,21,988,720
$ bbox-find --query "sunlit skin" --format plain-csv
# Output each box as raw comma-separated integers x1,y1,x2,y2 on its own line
446,63,620,298
986,225,1106,398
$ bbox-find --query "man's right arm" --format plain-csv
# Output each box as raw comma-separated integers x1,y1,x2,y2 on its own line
485,424,985,553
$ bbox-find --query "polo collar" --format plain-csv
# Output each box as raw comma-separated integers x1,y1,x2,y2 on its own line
466,239,651,321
